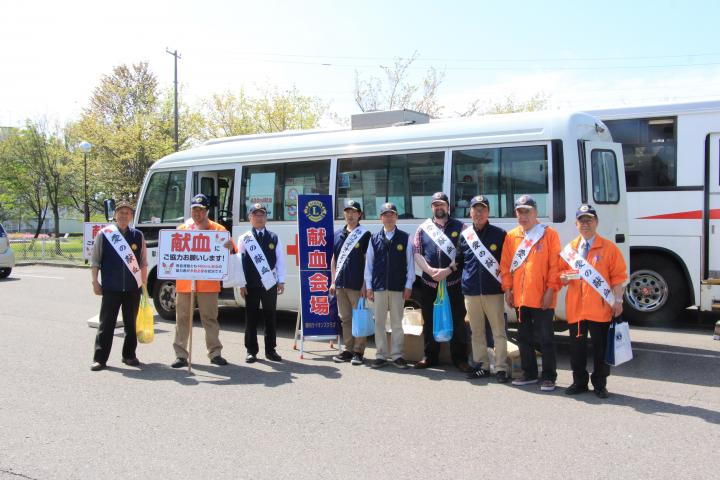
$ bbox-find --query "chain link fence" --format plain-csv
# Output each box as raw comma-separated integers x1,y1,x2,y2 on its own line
11,236,86,264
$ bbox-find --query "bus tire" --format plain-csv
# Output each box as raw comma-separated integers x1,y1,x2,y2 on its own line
0,268,10,279
153,279,177,320
625,253,689,324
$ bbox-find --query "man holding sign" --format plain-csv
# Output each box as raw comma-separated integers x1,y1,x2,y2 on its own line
90,200,148,371
500,195,561,391
457,195,509,382
560,205,627,399
238,203,286,363
413,192,470,372
331,200,371,365
171,194,235,368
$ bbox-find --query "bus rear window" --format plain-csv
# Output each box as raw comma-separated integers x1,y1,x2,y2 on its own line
138,170,187,224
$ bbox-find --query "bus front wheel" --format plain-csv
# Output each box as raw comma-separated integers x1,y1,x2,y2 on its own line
624,253,689,324
153,279,177,320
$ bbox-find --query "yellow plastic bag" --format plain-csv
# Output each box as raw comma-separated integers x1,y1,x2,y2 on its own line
136,286,154,344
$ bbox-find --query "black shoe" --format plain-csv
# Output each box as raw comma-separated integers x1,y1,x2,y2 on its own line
171,358,188,368
266,351,282,362
392,357,409,369
246,354,257,364
333,351,353,363
371,358,388,369
467,366,491,379
210,356,228,366
122,357,140,367
594,387,609,399
351,353,364,365
414,357,437,369
565,383,589,395
456,361,473,373
90,362,106,371
495,371,509,383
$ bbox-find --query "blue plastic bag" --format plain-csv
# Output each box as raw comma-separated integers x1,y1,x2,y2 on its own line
352,297,375,337
433,280,453,342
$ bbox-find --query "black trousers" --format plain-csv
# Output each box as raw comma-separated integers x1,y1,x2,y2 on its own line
420,282,468,365
569,321,611,389
93,289,141,364
517,306,557,381
244,286,278,355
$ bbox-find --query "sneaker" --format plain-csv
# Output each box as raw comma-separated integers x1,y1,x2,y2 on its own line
540,380,556,392
371,358,388,369
90,362,106,371
246,354,257,364
210,356,228,366
351,353,364,365
511,375,539,386
467,366,491,380
565,383,589,395
171,358,188,369
392,357,409,369
495,371,509,383
333,351,353,363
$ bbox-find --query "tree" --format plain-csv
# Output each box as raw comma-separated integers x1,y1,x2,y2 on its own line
354,51,445,118
200,86,327,140
459,92,551,117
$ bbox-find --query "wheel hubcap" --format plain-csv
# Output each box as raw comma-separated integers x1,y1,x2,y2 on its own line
625,269,669,313
159,282,176,312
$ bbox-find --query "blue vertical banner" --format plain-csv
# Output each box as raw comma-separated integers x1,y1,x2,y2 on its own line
298,194,337,337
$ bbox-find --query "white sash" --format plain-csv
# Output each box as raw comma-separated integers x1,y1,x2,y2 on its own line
561,242,616,306
461,226,501,284
334,225,368,277
419,219,457,262
240,230,277,290
510,224,547,272
101,224,142,288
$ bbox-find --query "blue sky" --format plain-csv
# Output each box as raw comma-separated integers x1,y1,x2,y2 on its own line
2,0,720,126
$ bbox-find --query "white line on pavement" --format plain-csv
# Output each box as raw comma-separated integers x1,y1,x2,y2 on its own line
633,346,720,359
12,274,65,279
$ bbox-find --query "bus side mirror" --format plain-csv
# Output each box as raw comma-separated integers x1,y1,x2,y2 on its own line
104,199,116,222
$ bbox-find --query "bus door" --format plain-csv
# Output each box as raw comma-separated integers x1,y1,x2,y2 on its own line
582,141,629,257
196,171,219,221
707,134,720,280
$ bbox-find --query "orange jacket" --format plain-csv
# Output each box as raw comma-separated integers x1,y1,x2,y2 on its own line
176,220,234,294
500,224,562,309
562,235,628,323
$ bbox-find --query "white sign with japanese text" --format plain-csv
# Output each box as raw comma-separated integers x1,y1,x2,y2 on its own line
157,229,230,280
83,222,109,260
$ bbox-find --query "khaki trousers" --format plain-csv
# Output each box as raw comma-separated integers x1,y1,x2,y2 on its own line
174,292,223,360
464,294,507,372
336,288,367,353
372,290,405,360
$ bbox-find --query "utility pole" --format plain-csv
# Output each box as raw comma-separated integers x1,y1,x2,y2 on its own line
166,48,181,152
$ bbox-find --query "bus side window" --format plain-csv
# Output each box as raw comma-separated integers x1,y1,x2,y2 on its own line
336,151,444,219
451,145,549,218
138,170,187,224
240,160,330,221
591,150,620,204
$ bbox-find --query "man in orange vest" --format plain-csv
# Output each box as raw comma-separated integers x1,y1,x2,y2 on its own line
560,204,627,398
500,195,561,392
171,194,236,368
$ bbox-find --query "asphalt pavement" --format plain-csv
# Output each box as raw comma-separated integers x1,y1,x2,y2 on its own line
1,265,719,480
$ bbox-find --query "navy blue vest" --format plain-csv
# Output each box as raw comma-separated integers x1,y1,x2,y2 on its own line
241,229,278,289
419,217,464,284
100,227,143,292
459,223,506,296
333,226,370,290
370,229,409,292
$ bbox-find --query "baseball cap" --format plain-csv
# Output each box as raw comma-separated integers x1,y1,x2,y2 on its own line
576,204,598,219
469,195,490,208
114,200,135,212
514,195,537,210
344,199,362,212
379,202,398,215
249,203,268,215
190,194,209,209
430,192,449,205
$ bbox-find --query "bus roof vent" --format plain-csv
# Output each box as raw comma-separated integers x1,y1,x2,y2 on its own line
350,109,430,130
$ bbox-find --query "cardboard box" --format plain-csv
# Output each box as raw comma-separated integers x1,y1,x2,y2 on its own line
381,308,450,363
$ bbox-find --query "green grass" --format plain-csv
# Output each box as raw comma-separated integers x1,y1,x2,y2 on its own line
11,237,86,262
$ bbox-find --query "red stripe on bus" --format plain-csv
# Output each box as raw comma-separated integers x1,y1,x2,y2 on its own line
638,209,720,220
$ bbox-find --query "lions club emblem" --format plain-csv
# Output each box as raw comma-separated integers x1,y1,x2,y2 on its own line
131,244,137,251
268,243,275,250
490,244,497,251
451,231,459,238
397,243,404,251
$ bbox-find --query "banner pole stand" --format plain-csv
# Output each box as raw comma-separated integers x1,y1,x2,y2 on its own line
188,280,195,374
293,302,301,350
